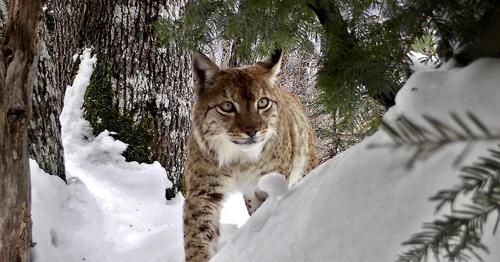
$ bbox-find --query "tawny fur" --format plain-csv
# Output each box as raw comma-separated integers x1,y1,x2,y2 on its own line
183,50,318,262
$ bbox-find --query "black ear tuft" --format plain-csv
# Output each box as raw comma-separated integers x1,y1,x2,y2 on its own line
191,52,220,95
270,48,283,66
192,57,207,85
255,49,283,82
257,49,283,70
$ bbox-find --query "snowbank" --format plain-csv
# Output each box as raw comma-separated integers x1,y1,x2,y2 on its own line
32,50,184,262
212,59,500,262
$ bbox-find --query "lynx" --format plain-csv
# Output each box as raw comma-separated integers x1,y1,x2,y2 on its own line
183,50,318,262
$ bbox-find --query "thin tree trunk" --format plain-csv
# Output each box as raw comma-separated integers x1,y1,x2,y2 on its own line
0,0,42,260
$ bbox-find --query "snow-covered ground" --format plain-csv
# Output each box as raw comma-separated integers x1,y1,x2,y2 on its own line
31,50,183,262
31,51,500,262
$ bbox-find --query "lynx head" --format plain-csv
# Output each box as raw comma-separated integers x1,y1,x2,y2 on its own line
191,50,283,167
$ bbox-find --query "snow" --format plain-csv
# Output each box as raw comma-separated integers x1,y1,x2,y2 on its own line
220,193,250,227
30,49,500,262
408,51,439,72
258,173,289,199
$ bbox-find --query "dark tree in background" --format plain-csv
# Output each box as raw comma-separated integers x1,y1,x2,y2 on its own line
52,0,193,196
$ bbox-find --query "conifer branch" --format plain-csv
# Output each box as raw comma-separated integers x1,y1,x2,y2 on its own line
397,143,500,262
377,113,500,261
372,113,500,168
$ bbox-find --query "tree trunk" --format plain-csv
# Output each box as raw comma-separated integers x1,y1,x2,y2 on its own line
0,0,42,260
53,0,193,196
0,1,66,181
28,7,66,181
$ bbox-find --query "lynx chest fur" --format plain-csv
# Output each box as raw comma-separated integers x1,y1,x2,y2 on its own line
183,50,318,262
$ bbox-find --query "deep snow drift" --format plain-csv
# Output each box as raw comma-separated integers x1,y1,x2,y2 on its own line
30,50,500,262
212,58,500,262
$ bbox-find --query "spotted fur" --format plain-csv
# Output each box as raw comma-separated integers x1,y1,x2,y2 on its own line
183,50,318,262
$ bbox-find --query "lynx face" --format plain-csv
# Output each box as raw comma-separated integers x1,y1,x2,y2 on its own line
192,62,281,166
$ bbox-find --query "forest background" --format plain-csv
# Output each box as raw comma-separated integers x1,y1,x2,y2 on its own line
1,0,500,261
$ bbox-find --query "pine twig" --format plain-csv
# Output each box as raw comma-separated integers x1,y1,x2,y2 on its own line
371,113,500,168
397,144,500,262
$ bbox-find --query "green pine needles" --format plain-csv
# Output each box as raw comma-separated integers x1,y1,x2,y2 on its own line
83,61,155,163
156,0,320,61
375,113,500,168
398,146,500,262
156,0,499,143
377,113,500,261
156,0,411,136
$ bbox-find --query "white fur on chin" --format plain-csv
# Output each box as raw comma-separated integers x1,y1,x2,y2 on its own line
208,130,273,167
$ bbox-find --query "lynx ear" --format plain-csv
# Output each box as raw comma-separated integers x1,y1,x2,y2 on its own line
192,52,220,95
256,49,282,84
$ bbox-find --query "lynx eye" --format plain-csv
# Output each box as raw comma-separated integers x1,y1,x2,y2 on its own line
257,98,270,109
219,101,236,113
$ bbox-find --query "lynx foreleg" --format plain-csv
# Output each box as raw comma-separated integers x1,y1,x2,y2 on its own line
184,183,224,262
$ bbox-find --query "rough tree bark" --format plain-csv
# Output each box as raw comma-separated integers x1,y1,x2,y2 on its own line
28,8,66,181
0,0,42,260
52,0,193,195
0,1,66,181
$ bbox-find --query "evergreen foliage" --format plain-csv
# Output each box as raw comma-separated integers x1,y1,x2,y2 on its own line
83,62,155,163
316,94,383,157
156,0,403,133
374,113,500,168
157,0,500,139
398,146,500,262
392,0,500,64
377,114,500,261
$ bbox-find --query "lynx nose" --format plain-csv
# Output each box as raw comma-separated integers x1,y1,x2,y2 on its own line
239,120,260,138
245,130,257,137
